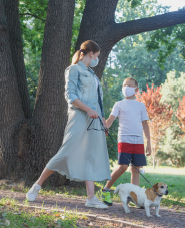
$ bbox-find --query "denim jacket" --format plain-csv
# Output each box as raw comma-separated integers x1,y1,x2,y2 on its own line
65,61,105,117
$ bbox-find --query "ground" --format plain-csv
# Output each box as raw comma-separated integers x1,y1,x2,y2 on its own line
1,166,185,227
0,187,185,228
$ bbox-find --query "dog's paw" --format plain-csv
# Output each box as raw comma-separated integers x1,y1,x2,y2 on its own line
146,214,152,218
156,214,161,218
125,209,131,213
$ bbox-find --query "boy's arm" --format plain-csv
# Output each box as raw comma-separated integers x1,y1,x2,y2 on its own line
142,120,151,156
106,115,116,128
102,117,109,136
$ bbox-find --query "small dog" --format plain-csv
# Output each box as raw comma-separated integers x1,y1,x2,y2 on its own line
114,183,168,218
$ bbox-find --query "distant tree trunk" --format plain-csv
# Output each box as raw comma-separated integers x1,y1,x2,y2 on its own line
76,0,185,79
0,0,25,179
3,0,32,119
21,0,75,186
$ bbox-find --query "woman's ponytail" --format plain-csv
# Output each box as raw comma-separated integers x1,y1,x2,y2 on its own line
71,40,100,65
71,50,81,65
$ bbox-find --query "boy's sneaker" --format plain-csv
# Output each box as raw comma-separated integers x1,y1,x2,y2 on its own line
85,196,108,209
101,189,112,206
26,183,41,201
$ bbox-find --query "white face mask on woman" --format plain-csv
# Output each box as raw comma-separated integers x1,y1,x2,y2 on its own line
122,87,137,97
89,57,99,67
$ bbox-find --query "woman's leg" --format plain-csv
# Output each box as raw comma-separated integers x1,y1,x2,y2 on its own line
105,164,128,189
26,167,54,201
85,180,95,200
130,165,140,186
85,180,108,209
35,167,54,186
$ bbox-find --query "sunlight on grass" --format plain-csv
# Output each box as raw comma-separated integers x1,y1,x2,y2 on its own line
97,165,185,207
0,198,88,228
0,165,184,208
144,166,185,175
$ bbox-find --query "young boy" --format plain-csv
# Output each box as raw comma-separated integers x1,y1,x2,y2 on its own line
102,77,151,206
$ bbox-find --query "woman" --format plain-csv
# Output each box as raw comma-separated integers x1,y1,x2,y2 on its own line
26,40,111,209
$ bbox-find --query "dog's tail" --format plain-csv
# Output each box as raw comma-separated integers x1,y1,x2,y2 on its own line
114,184,123,194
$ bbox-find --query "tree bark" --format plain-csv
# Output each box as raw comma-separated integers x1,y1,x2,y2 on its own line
22,0,75,186
76,0,185,79
75,0,118,79
3,0,32,119
0,0,25,179
112,10,185,44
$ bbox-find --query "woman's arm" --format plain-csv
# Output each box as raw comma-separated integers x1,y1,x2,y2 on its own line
106,115,116,128
142,120,151,156
65,66,98,119
65,66,79,104
72,99,99,119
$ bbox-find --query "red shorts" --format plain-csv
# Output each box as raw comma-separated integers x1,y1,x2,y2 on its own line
118,142,146,166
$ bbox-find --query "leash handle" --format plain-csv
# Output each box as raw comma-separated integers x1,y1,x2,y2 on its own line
87,117,108,133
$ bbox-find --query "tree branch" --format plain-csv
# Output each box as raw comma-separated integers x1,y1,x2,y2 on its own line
112,10,185,43
19,13,46,22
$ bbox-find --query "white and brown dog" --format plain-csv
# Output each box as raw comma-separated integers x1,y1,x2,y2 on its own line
114,183,168,218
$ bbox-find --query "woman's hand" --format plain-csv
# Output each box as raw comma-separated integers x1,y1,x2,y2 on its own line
87,108,99,119
103,118,109,136
72,99,99,118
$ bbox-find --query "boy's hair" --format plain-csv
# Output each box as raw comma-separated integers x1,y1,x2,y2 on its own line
124,77,138,87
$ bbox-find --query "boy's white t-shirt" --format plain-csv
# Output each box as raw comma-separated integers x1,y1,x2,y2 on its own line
110,99,149,142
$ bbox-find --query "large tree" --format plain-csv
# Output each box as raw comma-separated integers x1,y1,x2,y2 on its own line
76,0,185,78
0,0,185,186
0,0,75,186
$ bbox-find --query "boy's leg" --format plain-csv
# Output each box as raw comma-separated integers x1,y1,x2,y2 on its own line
102,164,128,206
131,137,146,186
105,164,129,189
130,165,140,186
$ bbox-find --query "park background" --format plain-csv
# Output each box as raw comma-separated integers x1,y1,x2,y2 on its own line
0,0,185,227
18,0,185,168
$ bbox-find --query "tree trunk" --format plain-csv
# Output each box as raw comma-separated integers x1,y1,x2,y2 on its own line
76,0,185,79
75,0,118,79
0,0,25,179
3,0,32,119
21,0,76,186
153,155,156,169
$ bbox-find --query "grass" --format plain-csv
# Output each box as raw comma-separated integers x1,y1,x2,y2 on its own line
97,165,185,208
0,166,185,226
0,198,88,227
0,165,185,208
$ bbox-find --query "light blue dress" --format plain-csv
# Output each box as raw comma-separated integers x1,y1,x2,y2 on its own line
46,61,111,182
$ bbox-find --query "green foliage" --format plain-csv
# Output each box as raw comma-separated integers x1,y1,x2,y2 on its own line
116,0,167,22
157,72,185,167
71,0,86,59
146,20,185,68
19,0,86,111
19,0,47,111
160,71,185,114
127,0,143,8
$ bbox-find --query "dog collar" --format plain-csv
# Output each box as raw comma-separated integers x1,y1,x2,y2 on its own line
153,188,162,197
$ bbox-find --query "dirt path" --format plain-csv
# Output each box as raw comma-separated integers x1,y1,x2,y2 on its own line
0,190,185,228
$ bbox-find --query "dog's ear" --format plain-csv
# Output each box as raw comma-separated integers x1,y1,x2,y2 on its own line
153,183,158,190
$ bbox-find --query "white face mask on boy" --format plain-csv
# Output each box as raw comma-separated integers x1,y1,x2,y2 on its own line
122,87,137,97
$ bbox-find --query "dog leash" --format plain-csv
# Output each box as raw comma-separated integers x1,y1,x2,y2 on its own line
87,117,153,186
